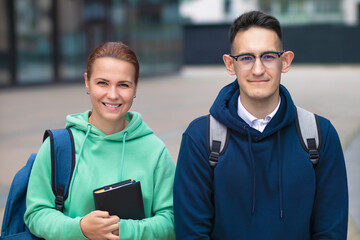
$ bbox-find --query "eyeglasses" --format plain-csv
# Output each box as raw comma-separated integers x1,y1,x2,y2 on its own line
229,51,285,70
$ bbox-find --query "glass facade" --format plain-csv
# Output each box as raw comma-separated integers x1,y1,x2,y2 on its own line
259,0,343,25
0,0,182,86
0,0,10,85
15,0,54,84
111,0,182,75
58,0,87,81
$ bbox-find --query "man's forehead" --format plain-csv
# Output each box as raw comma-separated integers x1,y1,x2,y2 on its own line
231,27,281,53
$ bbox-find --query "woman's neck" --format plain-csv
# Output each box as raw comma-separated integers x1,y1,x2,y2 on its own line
89,113,128,135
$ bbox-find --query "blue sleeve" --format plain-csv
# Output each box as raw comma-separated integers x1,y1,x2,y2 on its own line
311,119,348,239
174,123,214,239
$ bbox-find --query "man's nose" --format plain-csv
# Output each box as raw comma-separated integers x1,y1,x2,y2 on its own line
251,57,266,75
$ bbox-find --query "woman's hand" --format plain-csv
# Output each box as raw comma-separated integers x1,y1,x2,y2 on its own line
112,229,119,236
80,210,120,240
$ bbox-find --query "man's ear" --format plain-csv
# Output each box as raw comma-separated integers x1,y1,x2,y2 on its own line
281,51,295,73
223,54,236,75
84,72,90,93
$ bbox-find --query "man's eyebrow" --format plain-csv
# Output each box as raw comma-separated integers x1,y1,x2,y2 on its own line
234,50,280,56
232,52,254,56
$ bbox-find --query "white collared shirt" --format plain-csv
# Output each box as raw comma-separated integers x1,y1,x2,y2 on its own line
237,96,281,133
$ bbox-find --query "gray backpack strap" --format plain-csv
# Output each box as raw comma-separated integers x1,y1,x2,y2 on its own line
295,106,321,167
208,114,229,168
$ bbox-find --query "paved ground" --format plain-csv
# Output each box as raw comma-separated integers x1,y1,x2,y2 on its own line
0,64,360,238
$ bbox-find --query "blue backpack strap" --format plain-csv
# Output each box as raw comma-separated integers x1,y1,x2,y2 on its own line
43,128,75,212
1,153,38,238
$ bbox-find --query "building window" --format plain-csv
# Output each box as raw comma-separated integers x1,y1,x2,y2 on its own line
58,0,87,81
15,0,53,84
224,0,231,14
0,0,10,86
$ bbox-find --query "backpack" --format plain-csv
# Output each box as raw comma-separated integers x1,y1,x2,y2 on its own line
0,128,75,240
208,106,321,169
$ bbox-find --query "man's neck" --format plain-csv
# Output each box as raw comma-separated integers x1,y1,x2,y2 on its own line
239,95,280,119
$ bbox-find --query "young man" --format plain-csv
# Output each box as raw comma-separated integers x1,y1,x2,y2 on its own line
174,11,348,239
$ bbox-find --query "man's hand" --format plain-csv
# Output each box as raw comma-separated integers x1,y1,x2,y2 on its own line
80,210,120,240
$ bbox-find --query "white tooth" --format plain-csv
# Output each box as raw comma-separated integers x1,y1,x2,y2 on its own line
105,103,119,107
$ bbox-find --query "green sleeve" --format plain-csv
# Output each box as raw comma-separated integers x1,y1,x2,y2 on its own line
24,138,87,240
118,148,175,240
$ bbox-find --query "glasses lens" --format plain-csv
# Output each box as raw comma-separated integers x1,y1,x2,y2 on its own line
237,55,254,70
261,53,280,68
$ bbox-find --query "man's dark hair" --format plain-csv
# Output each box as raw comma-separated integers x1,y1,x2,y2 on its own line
229,11,283,50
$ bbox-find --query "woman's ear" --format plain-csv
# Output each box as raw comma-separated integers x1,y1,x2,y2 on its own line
223,54,236,75
84,72,90,93
281,51,295,73
133,85,137,99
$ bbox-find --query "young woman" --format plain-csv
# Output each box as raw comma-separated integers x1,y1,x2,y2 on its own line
24,42,175,240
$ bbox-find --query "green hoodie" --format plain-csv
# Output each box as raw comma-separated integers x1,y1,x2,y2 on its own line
24,111,175,239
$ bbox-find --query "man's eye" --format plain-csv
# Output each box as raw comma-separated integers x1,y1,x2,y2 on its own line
262,54,276,60
239,55,254,62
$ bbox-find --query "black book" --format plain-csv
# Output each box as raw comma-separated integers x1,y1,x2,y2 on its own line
93,179,145,220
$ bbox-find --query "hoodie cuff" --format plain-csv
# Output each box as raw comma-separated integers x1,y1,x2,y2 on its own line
63,216,88,240
118,219,135,239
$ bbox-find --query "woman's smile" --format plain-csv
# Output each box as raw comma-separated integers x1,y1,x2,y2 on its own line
103,102,122,110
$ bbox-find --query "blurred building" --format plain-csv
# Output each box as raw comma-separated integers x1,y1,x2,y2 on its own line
181,0,360,25
181,0,360,65
0,0,182,87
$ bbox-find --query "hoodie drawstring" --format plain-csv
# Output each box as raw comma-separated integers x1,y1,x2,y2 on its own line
277,131,284,219
69,124,91,203
119,131,128,181
244,126,256,215
77,124,92,161
244,127,284,219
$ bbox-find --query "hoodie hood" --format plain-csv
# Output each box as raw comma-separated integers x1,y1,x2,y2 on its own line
64,110,156,199
25,108,176,239
65,110,153,141
209,80,296,140
175,79,348,239
209,80,297,219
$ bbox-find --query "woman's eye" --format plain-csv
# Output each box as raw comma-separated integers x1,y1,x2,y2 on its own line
97,81,108,85
120,83,130,88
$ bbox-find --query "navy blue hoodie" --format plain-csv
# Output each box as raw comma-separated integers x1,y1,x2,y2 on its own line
174,80,348,239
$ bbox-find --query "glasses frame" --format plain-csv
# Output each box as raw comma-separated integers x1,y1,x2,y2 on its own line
228,51,285,70
229,51,285,61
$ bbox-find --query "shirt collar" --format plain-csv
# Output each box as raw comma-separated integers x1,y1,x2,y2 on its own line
237,95,281,131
